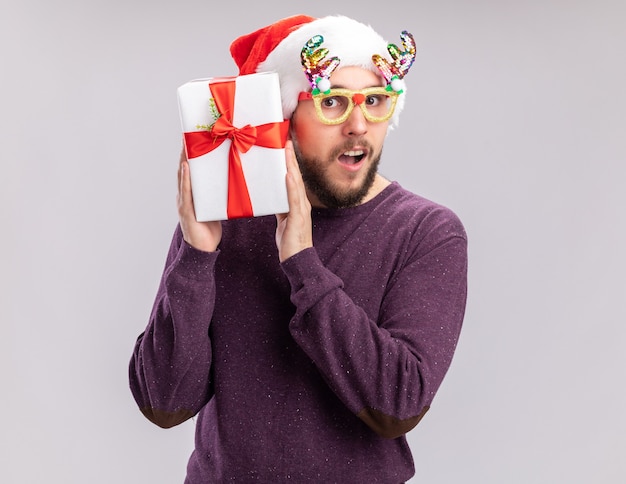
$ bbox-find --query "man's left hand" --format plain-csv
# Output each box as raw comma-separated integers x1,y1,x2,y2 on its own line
275,140,313,262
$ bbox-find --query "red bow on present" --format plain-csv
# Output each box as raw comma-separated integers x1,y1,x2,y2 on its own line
184,80,289,219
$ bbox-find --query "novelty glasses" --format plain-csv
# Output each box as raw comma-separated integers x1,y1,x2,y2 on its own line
298,87,399,125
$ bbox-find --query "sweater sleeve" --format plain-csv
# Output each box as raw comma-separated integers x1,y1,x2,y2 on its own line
129,225,218,428
282,214,468,439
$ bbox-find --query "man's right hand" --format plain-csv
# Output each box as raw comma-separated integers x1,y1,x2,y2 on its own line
177,149,222,252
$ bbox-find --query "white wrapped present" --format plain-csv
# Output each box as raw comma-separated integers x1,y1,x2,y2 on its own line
178,72,290,221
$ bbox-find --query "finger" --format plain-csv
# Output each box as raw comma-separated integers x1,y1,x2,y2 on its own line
285,142,309,208
177,160,196,225
284,153,304,213
180,160,193,211
178,148,185,189
285,141,302,184
285,165,300,211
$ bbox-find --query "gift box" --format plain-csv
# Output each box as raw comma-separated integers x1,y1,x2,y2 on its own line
178,72,290,221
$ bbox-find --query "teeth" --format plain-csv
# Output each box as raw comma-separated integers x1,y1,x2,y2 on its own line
343,150,364,157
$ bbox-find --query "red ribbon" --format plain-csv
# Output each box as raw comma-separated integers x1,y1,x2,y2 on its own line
184,80,289,219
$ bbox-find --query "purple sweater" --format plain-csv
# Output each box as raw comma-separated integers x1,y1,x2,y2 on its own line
129,182,467,483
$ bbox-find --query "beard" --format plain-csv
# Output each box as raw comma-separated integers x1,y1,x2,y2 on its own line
291,137,382,210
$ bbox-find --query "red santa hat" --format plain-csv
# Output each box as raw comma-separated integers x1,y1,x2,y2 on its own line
230,14,414,127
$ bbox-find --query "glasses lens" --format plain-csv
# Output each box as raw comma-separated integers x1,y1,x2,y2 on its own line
318,94,351,121
363,92,393,119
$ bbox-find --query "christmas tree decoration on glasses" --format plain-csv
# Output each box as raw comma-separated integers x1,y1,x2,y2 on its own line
299,31,416,125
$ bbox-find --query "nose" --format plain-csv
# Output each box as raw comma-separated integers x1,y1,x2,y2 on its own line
342,104,368,136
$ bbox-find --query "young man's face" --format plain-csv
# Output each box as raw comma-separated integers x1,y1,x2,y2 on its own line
290,66,390,209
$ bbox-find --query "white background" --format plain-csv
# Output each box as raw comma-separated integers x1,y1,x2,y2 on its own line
1,0,625,482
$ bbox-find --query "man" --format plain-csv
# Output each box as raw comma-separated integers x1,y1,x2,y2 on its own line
129,14,468,483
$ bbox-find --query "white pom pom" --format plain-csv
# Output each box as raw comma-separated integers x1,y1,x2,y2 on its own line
391,78,405,93
317,77,331,93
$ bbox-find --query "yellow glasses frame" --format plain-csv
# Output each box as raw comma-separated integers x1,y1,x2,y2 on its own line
299,87,399,125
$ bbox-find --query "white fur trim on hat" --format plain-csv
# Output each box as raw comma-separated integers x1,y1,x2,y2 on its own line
257,15,407,128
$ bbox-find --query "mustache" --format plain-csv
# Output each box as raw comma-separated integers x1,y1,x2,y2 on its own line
329,139,373,158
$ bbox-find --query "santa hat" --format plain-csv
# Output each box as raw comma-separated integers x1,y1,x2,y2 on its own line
230,15,414,127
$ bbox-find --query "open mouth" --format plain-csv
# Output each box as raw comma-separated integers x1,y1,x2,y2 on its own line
339,149,367,165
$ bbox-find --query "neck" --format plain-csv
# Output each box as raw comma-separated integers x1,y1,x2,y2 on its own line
362,174,391,204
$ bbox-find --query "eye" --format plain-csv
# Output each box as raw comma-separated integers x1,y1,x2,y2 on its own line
365,94,386,106
321,96,345,109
